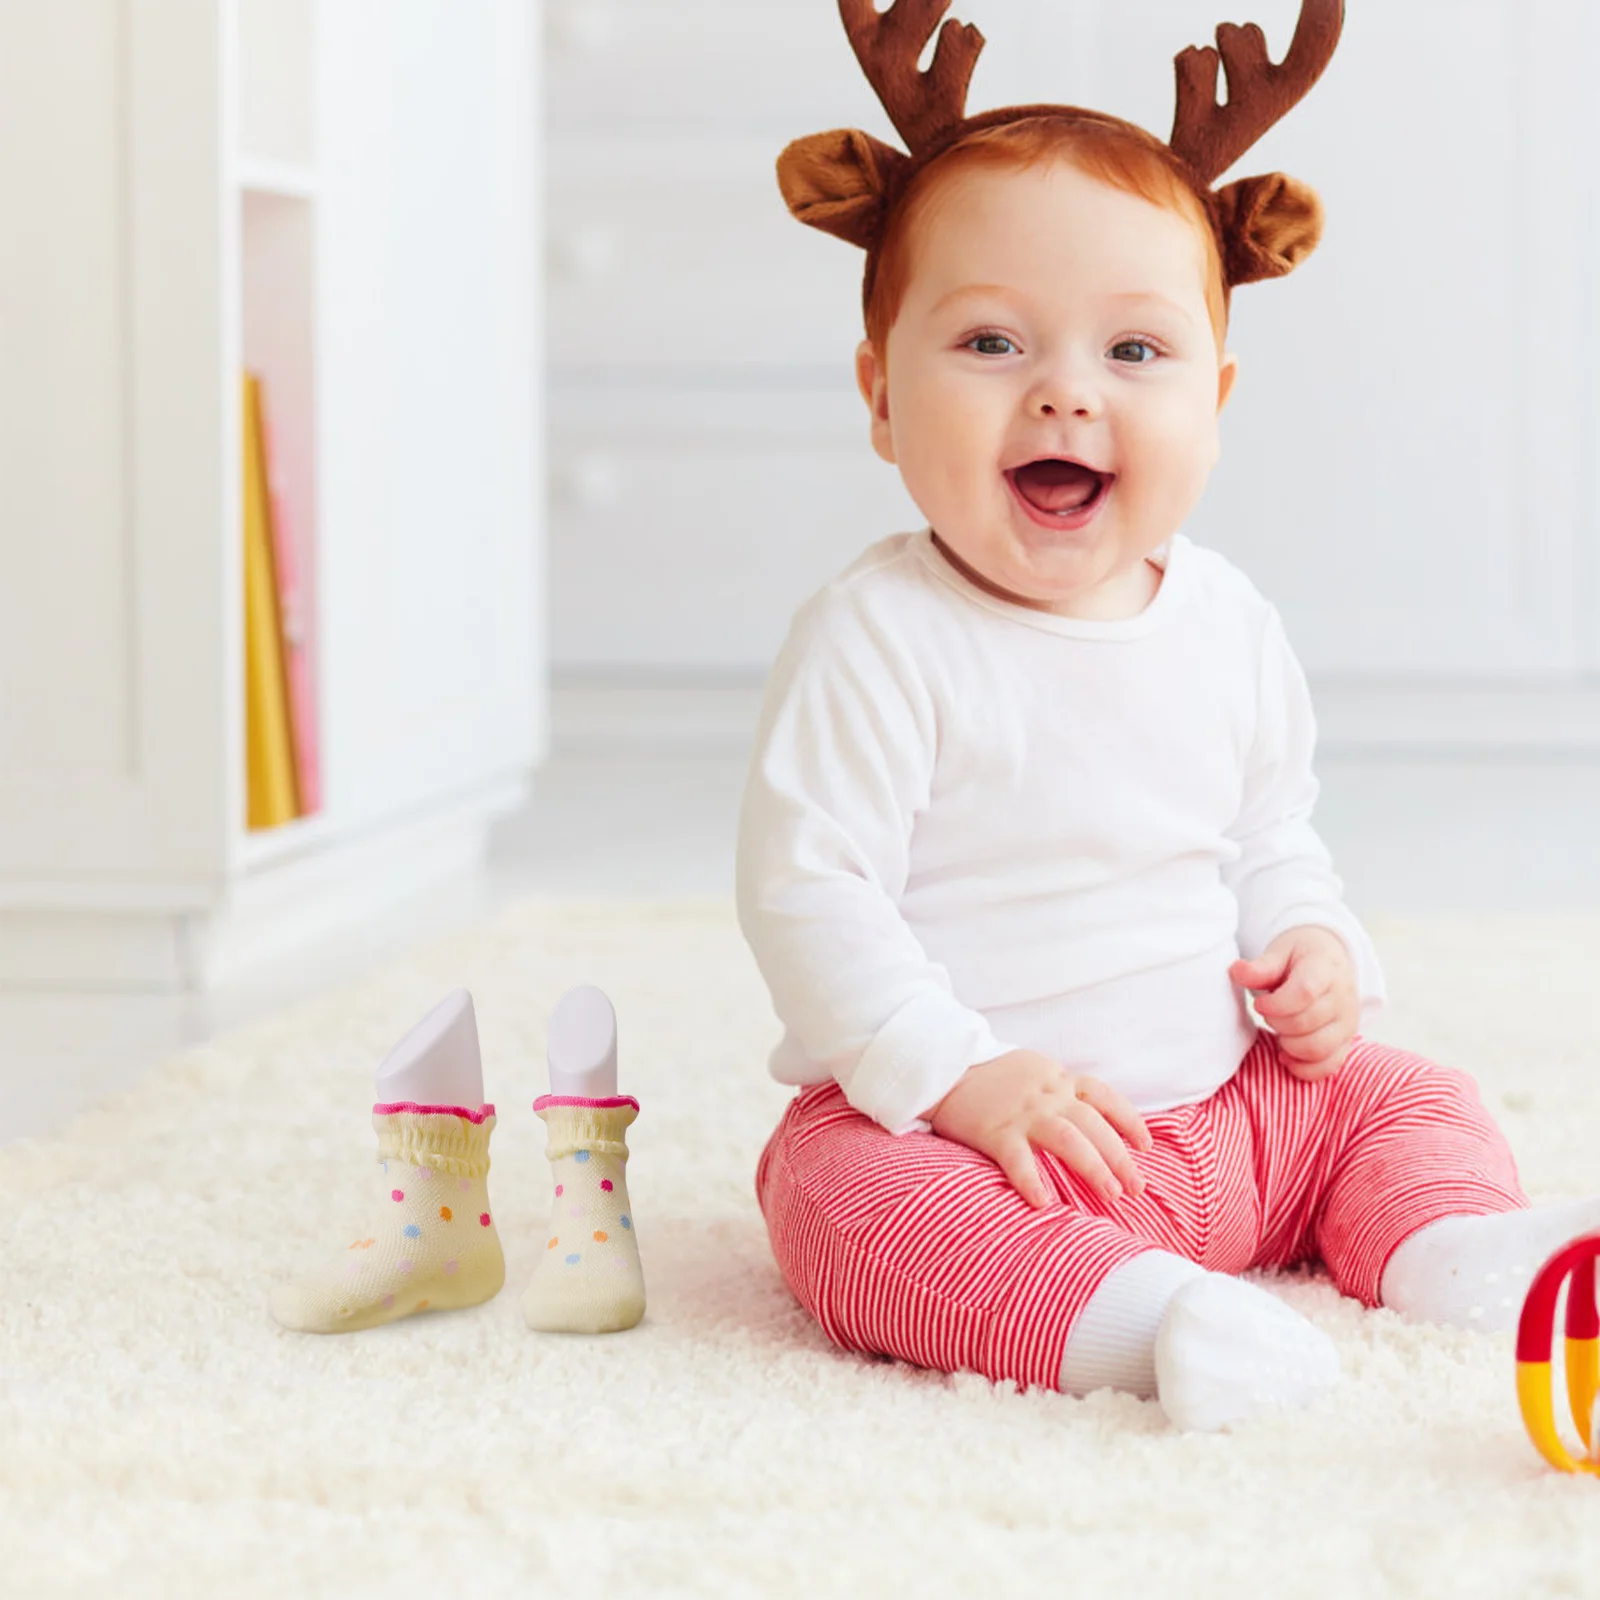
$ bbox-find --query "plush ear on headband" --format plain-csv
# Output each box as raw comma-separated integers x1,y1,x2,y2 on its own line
778,126,1328,287
778,0,1343,292
1213,171,1324,284
776,128,909,249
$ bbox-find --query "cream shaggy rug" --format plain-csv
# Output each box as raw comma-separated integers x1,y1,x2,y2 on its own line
5,898,1600,1598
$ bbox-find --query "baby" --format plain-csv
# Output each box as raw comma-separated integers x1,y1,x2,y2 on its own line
735,0,1600,1432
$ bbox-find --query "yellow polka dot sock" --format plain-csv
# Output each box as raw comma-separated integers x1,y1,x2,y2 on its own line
522,1094,646,1334
270,1103,505,1333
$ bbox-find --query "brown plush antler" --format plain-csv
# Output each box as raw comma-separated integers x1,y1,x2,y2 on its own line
782,0,1344,298
1170,0,1343,185
838,0,986,154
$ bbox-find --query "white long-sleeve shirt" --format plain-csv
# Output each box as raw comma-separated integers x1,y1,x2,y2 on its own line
735,526,1386,1137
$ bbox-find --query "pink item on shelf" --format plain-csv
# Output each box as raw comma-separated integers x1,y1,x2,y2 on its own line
254,373,322,815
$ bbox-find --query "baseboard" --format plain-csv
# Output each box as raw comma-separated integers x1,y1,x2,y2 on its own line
0,780,527,992
552,671,1600,758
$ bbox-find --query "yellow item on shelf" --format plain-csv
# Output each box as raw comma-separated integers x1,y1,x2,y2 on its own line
242,371,300,829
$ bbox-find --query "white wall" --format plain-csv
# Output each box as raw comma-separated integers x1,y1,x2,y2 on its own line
544,0,1600,701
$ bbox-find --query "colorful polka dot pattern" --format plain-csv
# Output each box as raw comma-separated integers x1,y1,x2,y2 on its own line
523,1102,644,1334
269,1107,504,1336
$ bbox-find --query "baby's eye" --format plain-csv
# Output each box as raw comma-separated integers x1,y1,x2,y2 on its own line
1110,338,1160,365
965,331,1018,357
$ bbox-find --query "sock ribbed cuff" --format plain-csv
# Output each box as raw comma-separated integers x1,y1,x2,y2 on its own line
1059,1248,1207,1398
533,1096,639,1160
371,1105,497,1178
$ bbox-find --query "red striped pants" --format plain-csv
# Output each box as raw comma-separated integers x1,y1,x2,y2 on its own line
755,1033,1528,1392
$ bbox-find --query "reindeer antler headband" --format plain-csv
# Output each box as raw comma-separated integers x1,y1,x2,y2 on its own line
778,0,1344,313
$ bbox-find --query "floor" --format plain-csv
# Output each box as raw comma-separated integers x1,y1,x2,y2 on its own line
5,749,1600,1147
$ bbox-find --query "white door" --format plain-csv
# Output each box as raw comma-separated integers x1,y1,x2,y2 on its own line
547,0,1600,681
0,2,232,886
1008,0,1595,678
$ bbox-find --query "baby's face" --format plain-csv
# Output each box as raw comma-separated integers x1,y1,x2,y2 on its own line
858,160,1238,619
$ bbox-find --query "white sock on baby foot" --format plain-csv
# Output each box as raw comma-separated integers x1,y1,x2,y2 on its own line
1380,1199,1600,1334
1060,1249,1207,1398
1154,1274,1341,1433
1059,1251,1339,1434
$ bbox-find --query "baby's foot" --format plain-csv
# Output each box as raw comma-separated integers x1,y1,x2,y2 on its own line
1154,1273,1340,1432
1381,1199,1600,1333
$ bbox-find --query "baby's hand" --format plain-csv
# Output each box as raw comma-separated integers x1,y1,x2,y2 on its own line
921,1049,1152,1210
1230,925,1358,1082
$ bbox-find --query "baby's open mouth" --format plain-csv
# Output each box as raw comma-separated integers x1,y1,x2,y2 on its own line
1007,458,1113,517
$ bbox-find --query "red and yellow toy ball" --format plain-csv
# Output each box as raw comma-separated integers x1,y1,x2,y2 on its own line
1516,1230,1600,1474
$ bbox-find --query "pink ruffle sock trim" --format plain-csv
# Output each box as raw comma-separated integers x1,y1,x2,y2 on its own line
532,1094,640,1113
371,1101,497,1123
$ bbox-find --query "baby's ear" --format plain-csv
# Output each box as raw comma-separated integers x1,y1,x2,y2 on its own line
1214,172,1324,284
776,129,910,250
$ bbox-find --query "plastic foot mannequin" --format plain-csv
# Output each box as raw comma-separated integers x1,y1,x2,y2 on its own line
522,985,647,1333
543,984,619,1097
373,988,486,1107
270,989,504,1333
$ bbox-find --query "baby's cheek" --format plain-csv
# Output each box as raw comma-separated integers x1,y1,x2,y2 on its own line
1137,389,1221,466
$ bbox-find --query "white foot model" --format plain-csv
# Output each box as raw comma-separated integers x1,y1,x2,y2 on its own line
523,983,646,1333
372,987,486,1107
545,984,618,1097
270,988,502,1333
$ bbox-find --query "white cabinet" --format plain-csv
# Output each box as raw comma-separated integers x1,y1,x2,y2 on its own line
545,0,1600,729
0,0,544,989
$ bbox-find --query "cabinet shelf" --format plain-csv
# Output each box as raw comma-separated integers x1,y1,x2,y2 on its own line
235,158,319,201
238,808,336,872
0,0,543,991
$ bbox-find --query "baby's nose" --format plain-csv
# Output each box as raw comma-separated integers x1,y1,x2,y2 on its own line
1032,390,1099,421
1028,361,1102,420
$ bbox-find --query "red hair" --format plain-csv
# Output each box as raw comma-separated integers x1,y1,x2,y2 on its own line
864,114,1230,361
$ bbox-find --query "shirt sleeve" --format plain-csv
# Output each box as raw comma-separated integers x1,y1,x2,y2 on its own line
735,594,1013,1135
1222,604,1387,1032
